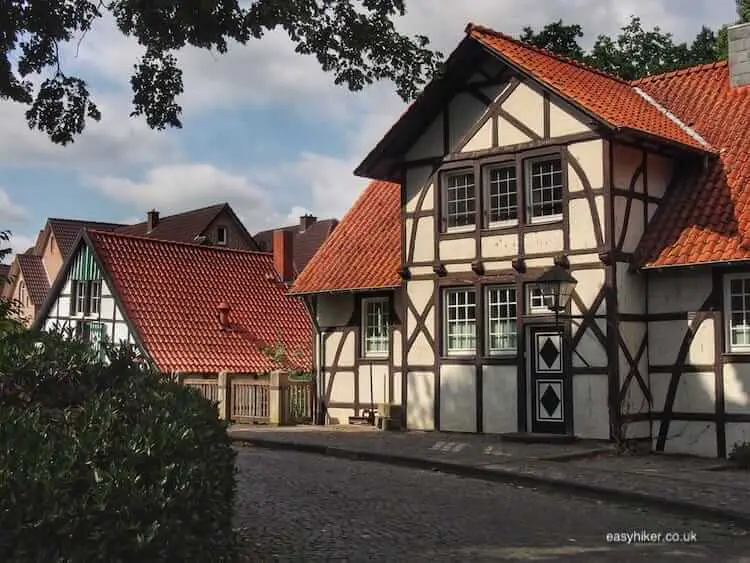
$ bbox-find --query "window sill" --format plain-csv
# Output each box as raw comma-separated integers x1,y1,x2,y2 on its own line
528,214,563,226
483,220,519,232
444,225,476,235
360,355,389,362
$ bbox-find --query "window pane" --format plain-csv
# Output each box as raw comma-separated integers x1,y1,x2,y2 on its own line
487,287,517,354
445,289,476,353
527,158,563,219
488,166,518,223
729,277,750,350
445,172,476,228
364,299,389,355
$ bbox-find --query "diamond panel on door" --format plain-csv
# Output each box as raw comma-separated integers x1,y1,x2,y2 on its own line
536,332,562,373
536,380,563,422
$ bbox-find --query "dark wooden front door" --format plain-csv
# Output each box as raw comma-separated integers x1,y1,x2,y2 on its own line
527,326,568,434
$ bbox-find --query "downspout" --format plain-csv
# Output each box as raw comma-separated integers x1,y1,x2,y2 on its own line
304,295,326,425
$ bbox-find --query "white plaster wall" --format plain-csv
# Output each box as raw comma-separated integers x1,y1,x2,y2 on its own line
483,365,518,434
502,82,544,137
405,167,434,213
568,198,598,250
406,281,435,365
392,371,402,405
461,120,493,152
480,234,518,259
407,371,435,430
573,327,608,368
439,237,475,261
113,320,130,343
648,270,712,315
612,143,643,190
358,364,390,407
649,318,715,367
440,364,476,432
651,372,716,413
448,93,488,152
613,196,645,253
573,374,610,439
647,152,674,199
567,140,604,190
406,117,443,161
524,230,563,255
569,268,605,317
657,421,717,457
498,118,531,146
392,326,402,368
549,100,591,137
617,267,646,315
317,294,354,327
724,363,750,414
329,370,355,405
411,216,435,263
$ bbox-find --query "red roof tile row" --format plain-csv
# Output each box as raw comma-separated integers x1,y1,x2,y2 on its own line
633,62,750,267
291,181,401,294
466,24,713,154
87,230,312,374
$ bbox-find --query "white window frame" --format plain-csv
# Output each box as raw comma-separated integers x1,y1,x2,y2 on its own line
71,280,102,317
217,226,228,245
443,170,477,233
485,285,518,356
526,283,554,315
724,274,750,353
485,164,519,229
72,281,87,316
88,280,101,316
361,297,390,358
444,287,477,356
525,155,564,224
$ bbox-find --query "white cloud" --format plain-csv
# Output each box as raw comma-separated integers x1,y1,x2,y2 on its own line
2,233,36,263
0,189,27,223
0,93,180,171
86,163,285,232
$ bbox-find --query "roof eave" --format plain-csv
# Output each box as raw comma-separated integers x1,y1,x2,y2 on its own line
289,284,401,297
615,126,716,157
640,257,750,272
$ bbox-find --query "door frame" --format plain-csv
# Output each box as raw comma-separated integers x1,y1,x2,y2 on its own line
524,323,574,435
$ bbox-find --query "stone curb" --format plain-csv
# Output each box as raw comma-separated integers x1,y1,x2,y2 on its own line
230,435,750,527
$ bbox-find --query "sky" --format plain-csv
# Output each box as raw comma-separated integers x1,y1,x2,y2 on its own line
0,0,738,260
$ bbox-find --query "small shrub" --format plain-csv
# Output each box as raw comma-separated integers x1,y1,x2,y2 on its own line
729,441,750,469
0,329,237,562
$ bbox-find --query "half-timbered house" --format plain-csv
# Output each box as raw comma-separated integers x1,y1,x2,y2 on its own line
32,229,312,377
292,22,750,458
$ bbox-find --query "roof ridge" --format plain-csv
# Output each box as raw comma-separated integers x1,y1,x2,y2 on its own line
464,22,630,86
632,87,713,149
85,229,274,257
48,217,127,226
631,60,729,86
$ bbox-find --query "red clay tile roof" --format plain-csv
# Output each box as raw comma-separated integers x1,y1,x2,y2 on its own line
291,181,401,294
16,254,50,306
255,218,339,274
466,24,714,154
86,230,312,374
633,62,750,267
49,219,125,260
116,203,227,243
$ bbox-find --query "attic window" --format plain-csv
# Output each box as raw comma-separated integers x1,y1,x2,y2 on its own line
217,227,228,245
442,170,476,232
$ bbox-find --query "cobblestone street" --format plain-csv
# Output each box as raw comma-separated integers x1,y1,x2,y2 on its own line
233,447,750,562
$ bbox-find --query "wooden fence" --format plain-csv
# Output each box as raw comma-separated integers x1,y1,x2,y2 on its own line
181,370,314,425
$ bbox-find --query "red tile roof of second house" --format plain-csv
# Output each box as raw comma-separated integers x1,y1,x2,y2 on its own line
466,24,713,154
16,254,50,306
291,181,401,294
633,62,750,267
86,230,312,374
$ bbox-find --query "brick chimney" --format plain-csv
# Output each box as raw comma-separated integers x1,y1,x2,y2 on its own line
730,22,750,88
217,301,231,330
300,213,317,231
273,229,295,283
147,209,159,233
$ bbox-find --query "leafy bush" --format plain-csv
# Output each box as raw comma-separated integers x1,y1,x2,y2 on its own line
0,329,237,562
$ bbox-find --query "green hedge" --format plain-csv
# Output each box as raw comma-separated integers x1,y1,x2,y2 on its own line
0,330,237,562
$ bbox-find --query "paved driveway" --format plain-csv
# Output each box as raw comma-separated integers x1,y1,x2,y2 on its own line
233,447,750,562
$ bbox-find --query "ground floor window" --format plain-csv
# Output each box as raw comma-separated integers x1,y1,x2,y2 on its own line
444,287,477,355
725,274,750,352
486,286,517,355
362,297,390,357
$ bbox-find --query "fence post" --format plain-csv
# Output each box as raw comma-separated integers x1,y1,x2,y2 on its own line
217,371,230,421
269,369,289,426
